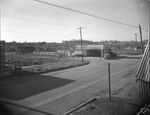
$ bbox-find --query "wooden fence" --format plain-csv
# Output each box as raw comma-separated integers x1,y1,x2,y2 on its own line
112,49,143,55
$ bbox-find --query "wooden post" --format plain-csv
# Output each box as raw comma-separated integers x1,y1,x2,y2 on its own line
78,27,84,62
139,25,144,54
108,63,111,101
134,33,138,54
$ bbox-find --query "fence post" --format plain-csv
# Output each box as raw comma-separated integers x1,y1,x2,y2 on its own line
108,63,111,101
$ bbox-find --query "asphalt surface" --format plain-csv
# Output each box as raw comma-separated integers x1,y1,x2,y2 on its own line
0,55,142,115
0,75,74,100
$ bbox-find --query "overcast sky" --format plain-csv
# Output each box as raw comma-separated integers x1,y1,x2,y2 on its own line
0,0,149,43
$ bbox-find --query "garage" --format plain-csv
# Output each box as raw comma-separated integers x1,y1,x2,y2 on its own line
74,44,104,57
87,49,101,57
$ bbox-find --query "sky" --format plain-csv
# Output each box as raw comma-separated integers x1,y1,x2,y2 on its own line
0,0,149,43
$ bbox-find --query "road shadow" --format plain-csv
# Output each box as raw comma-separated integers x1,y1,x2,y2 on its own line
0,62,90,100
117,55,142,60
0,73,74,100
0,102,54,115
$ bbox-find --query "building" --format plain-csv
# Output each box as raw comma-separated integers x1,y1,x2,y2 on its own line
37,46,47,52
74,44,104,57
57,48,74,57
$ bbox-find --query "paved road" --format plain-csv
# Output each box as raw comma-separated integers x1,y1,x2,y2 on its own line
1,55,142,115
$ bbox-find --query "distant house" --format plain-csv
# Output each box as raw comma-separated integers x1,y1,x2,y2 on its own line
18,46,36,53
57,48,74,57
37,46,47,52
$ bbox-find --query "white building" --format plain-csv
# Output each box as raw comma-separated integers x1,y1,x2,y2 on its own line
74,44,105,57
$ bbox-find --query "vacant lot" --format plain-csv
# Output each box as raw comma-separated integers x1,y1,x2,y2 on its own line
5,52,70,67
3,52,88,79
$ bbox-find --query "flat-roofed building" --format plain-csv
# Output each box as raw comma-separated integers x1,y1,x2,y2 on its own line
74,44,104,57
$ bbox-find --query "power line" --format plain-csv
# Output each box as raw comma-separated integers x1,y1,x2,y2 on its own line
1,29,79,38
1,16,79,29
2,15,137,36
1,30,52,36
1,16,53,25
1,14,149,32
2,29,139,39
1,2,149,32
35,0,149,32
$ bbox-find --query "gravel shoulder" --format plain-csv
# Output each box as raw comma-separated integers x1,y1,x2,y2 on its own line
71,66,141,115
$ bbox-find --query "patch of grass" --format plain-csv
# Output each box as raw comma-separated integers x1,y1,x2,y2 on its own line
5,52,62,67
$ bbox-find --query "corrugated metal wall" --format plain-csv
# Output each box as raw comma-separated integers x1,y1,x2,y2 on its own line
136,41,150,106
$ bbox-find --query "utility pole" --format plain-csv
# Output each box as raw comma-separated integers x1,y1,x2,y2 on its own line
139,25,144,54
108,63,111,101
134,33,138,54
78,27,84,62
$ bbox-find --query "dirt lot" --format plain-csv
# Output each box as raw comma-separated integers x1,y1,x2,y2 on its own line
5,52,61,66
22,58,87,73
3,52,88,79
